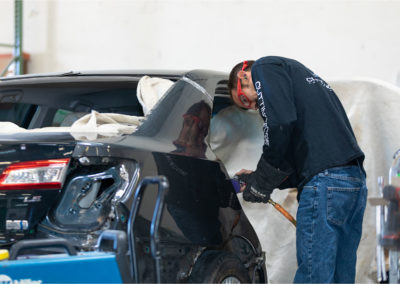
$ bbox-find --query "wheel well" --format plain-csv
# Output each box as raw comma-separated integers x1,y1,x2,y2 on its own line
189,250,251,283
223,236,267,283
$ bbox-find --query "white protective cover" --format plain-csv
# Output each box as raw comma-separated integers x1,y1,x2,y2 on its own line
0,110,142,140
136,75,174,116
210,78,400,283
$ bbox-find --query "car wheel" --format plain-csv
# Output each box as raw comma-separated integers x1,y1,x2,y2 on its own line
189,250,251,283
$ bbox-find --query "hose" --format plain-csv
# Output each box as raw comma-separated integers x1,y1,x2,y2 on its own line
268,199,297,227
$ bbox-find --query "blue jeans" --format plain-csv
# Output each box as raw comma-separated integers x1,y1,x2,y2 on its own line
294,165,367,283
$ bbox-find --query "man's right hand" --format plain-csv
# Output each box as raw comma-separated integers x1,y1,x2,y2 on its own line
235,169,253,192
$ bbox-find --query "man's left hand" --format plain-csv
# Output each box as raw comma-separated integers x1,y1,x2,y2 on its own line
236,172,271,203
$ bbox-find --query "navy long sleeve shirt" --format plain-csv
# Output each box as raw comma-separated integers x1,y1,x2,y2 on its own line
251,56,365,193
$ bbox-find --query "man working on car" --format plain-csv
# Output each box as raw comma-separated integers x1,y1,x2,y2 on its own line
228,56,367,283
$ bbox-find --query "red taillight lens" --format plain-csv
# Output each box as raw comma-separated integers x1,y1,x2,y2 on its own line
0,158,70,190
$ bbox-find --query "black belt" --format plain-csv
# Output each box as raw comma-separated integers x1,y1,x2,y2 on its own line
343,159,358,166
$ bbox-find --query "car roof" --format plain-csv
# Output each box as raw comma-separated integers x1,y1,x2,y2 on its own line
0,69,224,82
0,69,230,99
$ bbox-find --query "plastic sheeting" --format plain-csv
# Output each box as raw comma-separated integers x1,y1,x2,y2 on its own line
136,75,174,116
68,110,142,140
0,110,142,140
209,78,400,283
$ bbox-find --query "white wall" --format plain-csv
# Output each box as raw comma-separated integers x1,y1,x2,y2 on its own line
1,0,400,85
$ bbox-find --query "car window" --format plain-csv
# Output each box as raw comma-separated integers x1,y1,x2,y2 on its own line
52,109,88,127
0,102,37,128
52,109,74,126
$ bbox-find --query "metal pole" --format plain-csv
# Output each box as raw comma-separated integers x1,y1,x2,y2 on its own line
14,0,23,75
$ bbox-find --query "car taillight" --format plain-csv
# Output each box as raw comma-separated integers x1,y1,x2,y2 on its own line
0,158,70,190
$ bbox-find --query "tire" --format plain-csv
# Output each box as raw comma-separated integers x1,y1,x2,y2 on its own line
189,250,251,283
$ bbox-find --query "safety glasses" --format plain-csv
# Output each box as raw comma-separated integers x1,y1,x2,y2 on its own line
236,61,251,108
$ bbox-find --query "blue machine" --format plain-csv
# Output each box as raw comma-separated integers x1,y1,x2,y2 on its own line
0,252,123,283
0,231,130,283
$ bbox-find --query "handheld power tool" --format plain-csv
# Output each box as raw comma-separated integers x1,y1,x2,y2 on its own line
232,176,296,227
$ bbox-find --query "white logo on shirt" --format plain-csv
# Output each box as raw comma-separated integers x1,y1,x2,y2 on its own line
255,81,270,146
305,73,332,90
